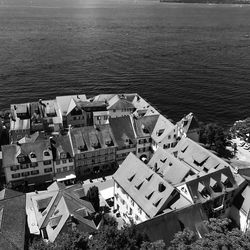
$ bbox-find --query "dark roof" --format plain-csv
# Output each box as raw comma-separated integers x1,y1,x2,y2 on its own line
133,115,159,138
183,167,237,203
136,203,207,247
0,189,26,250
188,116,200,131
109,116,136,148
54,134,74,159
70,125,117,154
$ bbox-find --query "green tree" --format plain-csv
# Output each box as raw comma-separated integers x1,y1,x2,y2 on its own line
140,240,166,250
87,186,100,212
169,218,250,250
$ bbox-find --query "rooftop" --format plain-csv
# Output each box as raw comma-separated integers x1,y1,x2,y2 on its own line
113,153,176,218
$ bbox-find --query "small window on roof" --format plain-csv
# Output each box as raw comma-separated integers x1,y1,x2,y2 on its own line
181,146,188,153
146,174,153,181
30,152,36,158
145,191,154,200
128,174,136,182
158,183,166,193
153,198,162,207
135,181,144,190
157,129,164,136
44,151,50,157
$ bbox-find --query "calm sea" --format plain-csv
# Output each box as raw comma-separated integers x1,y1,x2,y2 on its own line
0,0,250,126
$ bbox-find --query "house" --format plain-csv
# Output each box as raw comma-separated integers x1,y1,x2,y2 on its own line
176,166,239,218
26,182,97,243
30,99,62,133
113,153,178,224
106,94,135,118
109,116,137,164
10,103,30,120
70,125,117,179
0,188,27,250
133,115,158,162
2,139,54,188
51,135,75,185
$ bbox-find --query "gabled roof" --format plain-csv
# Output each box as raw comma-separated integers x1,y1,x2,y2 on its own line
2,139,51,167
53,134,74,159
93,94,116,102
174,137,230,173
151,115,175,144
233,185,250,213
109,116,136,148
133,115,159,138
148,148,192,185
27,182,96,242
108,95,135,110
56,95,87,116
0,189,26,250
178,166,238,203
113,153,175,218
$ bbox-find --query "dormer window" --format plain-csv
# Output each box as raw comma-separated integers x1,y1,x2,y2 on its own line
135,181,144,190
198,182,210,199
158,183,166,193
30,152,36,158
153,198,162,207
128,174,136,182
221,174,233,188
157,129,164,136
210,178,222,193
146,174,153,181
145,191,154,200
60,152,67,159
44,151,50,157
105,139,113,147
17,155,26,163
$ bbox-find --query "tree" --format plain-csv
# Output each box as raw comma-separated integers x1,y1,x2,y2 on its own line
199,123,231,158
140,240,166,250
87,186,100,212
169,218,250,250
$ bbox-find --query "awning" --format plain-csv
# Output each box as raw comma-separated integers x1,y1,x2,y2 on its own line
100,187,114,200
56,173,76,182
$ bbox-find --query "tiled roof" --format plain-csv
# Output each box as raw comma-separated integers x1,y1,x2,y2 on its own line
70,125,117,154
10,118,30,131
93,94,116,102
133,115,159,138
109,116,136,148
54,134,74,159
2,139,51,167
148,148,191,185
108,95,135,110
0,189,26,250
56,95,87,116
174,137,230,172
113,153,175,218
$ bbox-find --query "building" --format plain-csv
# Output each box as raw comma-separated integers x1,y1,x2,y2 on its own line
109,116,137,164
56,94,87,128
133,115,159,161
113,153,179,224
2,139,54,188
51,135,75,185
26,182,97,243
70,125,117,179
0,188,27,250
9,118,30,143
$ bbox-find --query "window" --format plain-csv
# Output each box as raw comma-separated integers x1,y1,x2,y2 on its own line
62,159,67,164
168,135,171,139
10,166,19,171
113,109,116,113
44,160,52,165
31,162,38,168
69,165,74,171
31,170,39,175
69,158,73,162
17,156,25,163
20,164,29,169
63,166,68,172
56,160,60,165
44,151,50,157
57,168,61,173
12,173,20,179
21,172,30,177
44,168,53,173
